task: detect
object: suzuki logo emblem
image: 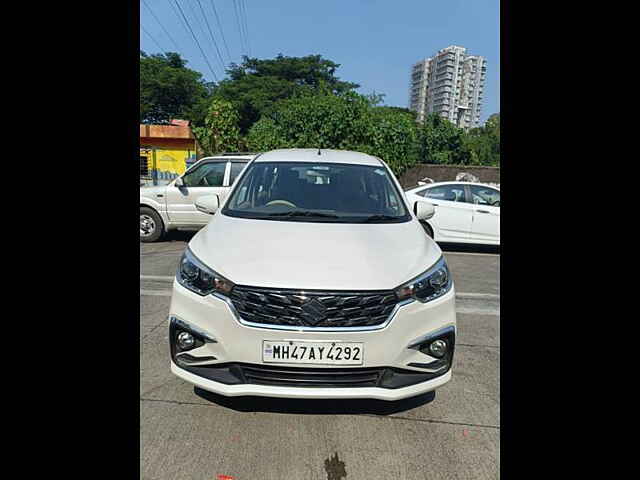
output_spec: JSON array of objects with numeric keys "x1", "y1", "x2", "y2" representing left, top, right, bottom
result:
[{"x1": 300, "y1": 298, "x2": 327, "y2": 325}]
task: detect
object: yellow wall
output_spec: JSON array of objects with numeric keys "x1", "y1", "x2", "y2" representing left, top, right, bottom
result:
[
  {"x1": 140, "y1": 144, "x2": 197, "y2": 185},
  {"x1": 154, "y1": 147, "x2": 193, "y2": 175}
]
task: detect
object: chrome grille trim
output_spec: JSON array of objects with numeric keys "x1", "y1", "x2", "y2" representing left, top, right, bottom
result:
[{"x1": 213, "y1": 291, "x2": 414, "y2": 332}]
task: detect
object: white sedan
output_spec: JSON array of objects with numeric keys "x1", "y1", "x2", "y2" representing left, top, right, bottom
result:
[{"x1": 405, "y1": 182, "x2": 500, "y2": 245}]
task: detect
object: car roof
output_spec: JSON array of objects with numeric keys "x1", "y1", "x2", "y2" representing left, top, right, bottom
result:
[
  {"x1": 198, "y1": 154, "x2": 256, "y2": 162},
  {"x1": 406, "y1": 181, "x2": 500, "y2": 192},
  {"x1": 255, "y1": 149, "x2": 384, "y2": 167}
]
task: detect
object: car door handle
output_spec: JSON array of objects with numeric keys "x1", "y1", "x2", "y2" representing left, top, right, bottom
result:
[{"x1": 476, "y1": 209, "x2": 490, "y2": 214}]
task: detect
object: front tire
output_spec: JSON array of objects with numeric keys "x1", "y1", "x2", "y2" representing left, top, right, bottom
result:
[
  {"x1": 420, "y1": 221, "x2": 434, "y2": 239},
  {"x1": 140, "y1": 207, "x2": 165, "y2": 243}
]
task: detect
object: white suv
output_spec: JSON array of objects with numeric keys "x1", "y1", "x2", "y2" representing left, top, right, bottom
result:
[
  {"x1": 169, "y1": 149, "x2": 456, "y2": 401},
  {"x1": 139, "y1": 153, "x2": 257, "y2": 242}
]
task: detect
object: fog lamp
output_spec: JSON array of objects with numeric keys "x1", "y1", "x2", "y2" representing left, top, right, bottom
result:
[
  {"x1": 429, "y1": 339, "x2": 448, "y2": 358},
  {"x1": 177, "y1": 331, "x2": 195, "y2": 350}
]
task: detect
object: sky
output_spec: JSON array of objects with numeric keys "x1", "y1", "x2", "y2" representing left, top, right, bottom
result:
[{"x1": 140, "y1": 0, "x2": 500, "y2": 123}]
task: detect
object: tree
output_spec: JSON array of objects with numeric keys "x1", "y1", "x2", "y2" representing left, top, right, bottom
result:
[
  {"x1": 246, "y1": 91, "x2": 419, "y2": 176},
  {"x1": 140, "y1": 51, "x2": 212, "y2": 124},
  {"x1": 417, "y1": 114, "x2": 469, "y2": 164},
  {"x1": 364, "y1": 91, "x2": 386, "y2": 107},
  {"x1": 191, "y1": 99, "x2": 243, "y2": 156},
  {"x1": 213, "y1": 54, "x2": 359, "y2": 133},
  {"x1": 463, "y1": 112, "x2": 500, "y2": 166},
  {"x1": 355, "y1": 106, "x2": 419, "y2": 176},
  {"x1": 374, "y1": 105, "x2": 417, "y2": 119}
]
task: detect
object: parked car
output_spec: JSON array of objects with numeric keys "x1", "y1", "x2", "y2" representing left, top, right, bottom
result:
[
  {"x1": 405, "y1": 181, "x2": 500, "y2": 245},
  {"x1": 139, "y1": 153, "x2": 257, "y2": 242},
  {"x1": 169, "y1": 148, "x2": 456, "y2": 401}
]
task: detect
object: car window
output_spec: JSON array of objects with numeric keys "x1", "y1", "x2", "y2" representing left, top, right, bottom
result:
[
  {"x1": 223, "y1": 161, "x2": 410, "y2": 223},
  {"x1": 228, "y1": 162, "x2": 247, "y2": 185},
  {"x1": 423, "y1": 185, "x2": 467, "y2": 203},
  {"x1": 470, "y1": 186, "x2": 500, "y2": 207},
  {"x1": 181, "y1": 162, "x2": 226, "y2": 187}
]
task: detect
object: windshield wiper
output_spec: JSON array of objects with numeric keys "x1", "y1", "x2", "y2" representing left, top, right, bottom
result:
[
  {"x1": 360, "y1": 214, "x2": 402, "y2": 223},
  {"x1": 266, "y1": 210, "x2": 339, "y2": 219}
]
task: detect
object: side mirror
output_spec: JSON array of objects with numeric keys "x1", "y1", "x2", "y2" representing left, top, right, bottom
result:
[
  {"x1": 195, "y1": 195, "x2": 220, "y2": 215},
  {"x1": 414, "y1": 201, "x2": 435, "y2": 220},
  {"x1": 174, "y1": 177, "x2": 184, "y2": 187}
]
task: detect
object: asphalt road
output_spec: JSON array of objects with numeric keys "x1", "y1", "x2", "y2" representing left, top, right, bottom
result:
[{"x1": 140, "y1": 232, "x2": 500, "y2": 480}]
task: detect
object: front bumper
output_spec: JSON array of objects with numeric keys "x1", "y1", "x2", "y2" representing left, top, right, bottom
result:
[{"x1": 169, "y1": 279, "x2": 456, "y2": 401}]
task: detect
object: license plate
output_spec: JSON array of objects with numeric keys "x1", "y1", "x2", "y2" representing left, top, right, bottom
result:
[{"x1": 262, "y1": 341, "x2": 364, "y2": 365}]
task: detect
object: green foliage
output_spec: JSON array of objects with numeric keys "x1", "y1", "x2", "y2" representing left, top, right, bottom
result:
[
  {"x1": 140, "y1": 51, "x2": 212, "y2": 124},
  {"x1": 213, "y1": 54, "x2": 359, "y2": 133},
  {"x1": 242, "y1": 117, "x2": 287, "y2": 151},
  {"x1": 354, "y1": 107, "x2": 419, "y2": 176},
  {"x1": 374, "y1": 105, "x2": 417, "y2": 119},
  {"x1": 247, "y1": 91, "x2": 369, "y2": 149},
  {"x1": 414, "y1": 113, "x2": 500, "y2": 167},
  {"x1": 463, "y1": 113, "x2": 500, "y2": 166},
  {"x1": 417, "y1": 114, "x2": 469, "y2": 165},
  {"x1": 139, "y1": 50, "x2": 499, "y2": 171},
  {"x1": 364, "y1": 91, "x2": 386, "y2": 107},
  {"x1": 191, "y1": 99, "x2": 243, "y2": 156},
  {"x1": 246, "y1": 92, "x2": 419, "y2": 176}
]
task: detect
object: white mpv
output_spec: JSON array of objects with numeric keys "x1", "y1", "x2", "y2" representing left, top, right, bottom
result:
[{"x1": 169, "y1": 149, "x2": 456, "y2": 401}]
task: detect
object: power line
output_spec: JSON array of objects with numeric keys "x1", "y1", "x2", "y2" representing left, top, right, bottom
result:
[
  {"x1": 196, "y1": 0, "x2": 226, "y2": 73},
  {"x1": 210, "y1": 0, "x2": 232, "y2": 64},
  {"x1": 185, "y1": 0, "x2": 210, "y2": 49},
  {"x1": 141, "y1": 25, "x2": 167, "y2": 54},
  {"x1": 172, "y1": 0, "x2": 219, "y2": 82},
  {"x1": 167, "y1": 0, "x2": 191, "y2": 39},
  {"x1": 241, "y1": 0, "x2": 250, "y2": 57},
  {"x1": 232, "y1": 0, "x2": 246, "y2": 58},
  {"x1": 142, "y1": 0, "x2": 181, "y2": 53},
  {"x1": 239, "y1": 0, "x2": 250, "y2": 57}
]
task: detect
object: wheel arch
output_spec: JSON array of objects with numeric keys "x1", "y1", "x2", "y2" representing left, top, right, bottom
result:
[{"x1": 140, "y1": 203, "x2": 167, "y2": 231}]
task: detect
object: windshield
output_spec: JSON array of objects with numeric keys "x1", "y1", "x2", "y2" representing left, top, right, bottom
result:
[{"x1": 222, "y1": 161, "x2": 411, "y2": 223}]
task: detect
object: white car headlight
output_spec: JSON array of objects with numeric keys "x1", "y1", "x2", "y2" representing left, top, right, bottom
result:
[
  {"x1": 177, "y1": 248, "x2": 235, "y2": 297},
  {"x1": 395, "y1": 256, "x2": 452, "y2": 303}
]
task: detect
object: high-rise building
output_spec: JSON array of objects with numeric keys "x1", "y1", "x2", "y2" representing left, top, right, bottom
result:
[{"x1": 409, "y1": 45, "x2": 487, "y2": 129}]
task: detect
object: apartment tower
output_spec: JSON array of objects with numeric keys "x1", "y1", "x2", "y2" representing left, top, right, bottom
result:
[{"x1": 409, "y1": 45, "x2": 486, "y2": 129}]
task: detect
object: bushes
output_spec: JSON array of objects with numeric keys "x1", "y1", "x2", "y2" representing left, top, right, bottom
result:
[
  {"x1": 354, "y1": 107, "x2": 419, "y2": 176},
  {"x1": 246, "y1": 92, "x2": 420, "y2": 176},
  {"x1": 417, "y1": 114, "x2": 468, "y2": 165},
  {"x1": 197, "y1": 93, "x2": 499, "y2": 173},
  {"x1": 247, "y1": 92, "x2": 370, "y2": 149},
  {"x1": 463, "y1": 113, "x2": 500, "y2": 166},
  {"x1": 191, "y1": 99, "x2": 243, "y2": 156}
]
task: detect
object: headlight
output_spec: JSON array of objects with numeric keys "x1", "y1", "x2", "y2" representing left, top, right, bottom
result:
[
  {"x1": 395, "y1": 256, "x2": 452, "y2": 303},
  {"x1": 177, "y1": 248, "x2": 235, "y2": 297}
]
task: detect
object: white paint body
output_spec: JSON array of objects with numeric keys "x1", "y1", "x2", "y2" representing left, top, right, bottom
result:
[
  {"x1": 139, "y1": 155, "x2": 255, "y2": 231},
  {"x1": 405, "y1": 182, "x2": 500, "y2": 245},
  {"x1": 169, "y1": 149, "x2": 457, "y2": 400}
]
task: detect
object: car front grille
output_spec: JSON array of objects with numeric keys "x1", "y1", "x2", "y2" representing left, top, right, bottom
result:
[
  {"x1": 240, "y1": 364, "x2": 383, "y2": 388},
  {"x1": 229, "y1": 286, "x2": 401, "y2": 328}
]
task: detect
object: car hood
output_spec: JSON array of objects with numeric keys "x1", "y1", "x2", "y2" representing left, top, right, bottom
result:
[{"x1": 188, "y1": 213, "x2": 443, "y2": 291}]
